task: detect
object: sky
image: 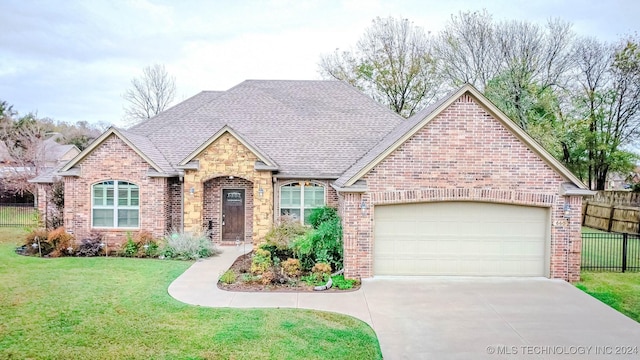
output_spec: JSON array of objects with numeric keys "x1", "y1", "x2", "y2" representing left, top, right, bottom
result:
[{"x1": 1, "y1": 0, "x2": 639, "y2": 127}]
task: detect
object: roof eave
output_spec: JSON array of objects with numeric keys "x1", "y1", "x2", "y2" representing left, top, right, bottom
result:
[
  {"x1": 60, "y1": 127, "x2": 164, "y2": 173},
  {"x1": 560, "y1": 183, "x2": 597, "y2": 196},
  {"x1": 176, "y1": 161, "x2": 199, "y2": 170},
  {"x1": 342, "y1": 84, "x2": 590, "y2": 191},
  {"x1": 179, "y1": 125, "x2": 277, "y2": 168},
  {"x1": 254, "y1": 161, "x2": 279, "y2": 171}
]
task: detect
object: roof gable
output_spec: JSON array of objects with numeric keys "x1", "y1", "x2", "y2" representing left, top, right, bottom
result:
[
  {"x1": 179, "y1": 125, "x2": 278, "y2": 168},
  {"x1": 335, "y1": 84, "x2": 588, "y2": 189},
  {"x1": 60, "y1": 127, "x2": 169, "y2": 174},
  {"x1": 126, "y1": 80, "x2": 404, "y2": 177}
]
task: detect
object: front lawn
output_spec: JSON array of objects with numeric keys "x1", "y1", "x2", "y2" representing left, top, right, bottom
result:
[
  {"x1": 0, "y1": 228, "x2": 381, "y2": 359},
  {"x1": 576, "y1": 272, "x2": 640, "y2": 323}
]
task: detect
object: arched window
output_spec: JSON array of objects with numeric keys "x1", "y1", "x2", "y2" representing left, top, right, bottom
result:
[
  {"x1": 280, "y1": 182, "x2": 325, "y2": 224},
  {"x1": 92, "y1": 181, "x2": 139, "y2": 228}
]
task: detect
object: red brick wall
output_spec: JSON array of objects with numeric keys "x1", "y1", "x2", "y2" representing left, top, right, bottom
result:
[
  {"x1": 166, "y1": 177, "x2": 182, "y2": 231},
  {"x1": 62, "y1": 134, "x2": 168, "y2": 246},
  {"x1": 341, "y1": 94, "x2": 583, "y2": 282}
]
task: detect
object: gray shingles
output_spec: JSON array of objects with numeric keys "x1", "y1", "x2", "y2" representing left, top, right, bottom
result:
[{"x1": 127, "y1": 80, "x2": 404, "y2": 177}]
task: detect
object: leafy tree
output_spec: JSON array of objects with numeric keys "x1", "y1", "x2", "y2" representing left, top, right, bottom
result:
[
  {"x1": 123, "y1": 64, "x2": 176, "y2": 124},
  {"x1": 319, "y1": 17, "x2": 441, "y2": 118},
  {"x1": 572, "y1": 36, "x2": 640, "y2": 189}
]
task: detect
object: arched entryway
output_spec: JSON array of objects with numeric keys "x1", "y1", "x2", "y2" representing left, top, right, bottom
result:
[{"x1": 203, "y1": 176, "x2": 254, "y2": 244}]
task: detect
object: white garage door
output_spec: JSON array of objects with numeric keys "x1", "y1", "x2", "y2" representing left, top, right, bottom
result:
[{"x1": 374, "y1": 202, "x2": 548, "y2": 276}]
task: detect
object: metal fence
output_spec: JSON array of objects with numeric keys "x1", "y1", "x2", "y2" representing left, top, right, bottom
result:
[
  {"x1": 0, "y1": 203, "x2": 38, "y2": 227},
  {"x1": 581, "y1": 232, "x2": 640, "y2": 272}
]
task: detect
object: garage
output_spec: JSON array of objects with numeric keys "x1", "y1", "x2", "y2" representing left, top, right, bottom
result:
[{"x1": 374, "y1": 201, "x2": 549, "y2": 276}]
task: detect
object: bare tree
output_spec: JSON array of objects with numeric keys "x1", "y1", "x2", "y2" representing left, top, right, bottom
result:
[
  {"x1": 319, "y1": 17, "x2": 441, "y2": 118},
  {"x1": 0, "y1": 113, "x2": 47, "y2": 197},
  {"x1": 433, "y1": 10, "x2": 497, "y2": 91},
  {"x1": 123, "y1": 64, "x2": 176, "y2": 124}
]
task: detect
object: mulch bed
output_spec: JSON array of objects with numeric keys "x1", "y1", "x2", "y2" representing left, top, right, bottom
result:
[{"x1": 217, "y1": 252, "x2": 360, "y2": 293}]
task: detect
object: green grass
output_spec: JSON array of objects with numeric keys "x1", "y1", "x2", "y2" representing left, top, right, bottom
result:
[
  {"x1": 581, "y1": 227, "x2": 640, "y2": 270},
  {"x1": 576, "y1": 272, "x2": 640, "y2": 323},
  {"x1": 0, "y1": 229, "x2": 381, "y2": 359}
]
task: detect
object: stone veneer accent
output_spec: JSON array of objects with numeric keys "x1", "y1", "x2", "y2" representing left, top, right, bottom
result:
[
  {"x1": 62, "y1": 134, "x2": 169, "y2": 246},
  {"x1": 183, "y1": 132, "x2": 273, "y2": 245},
  {"x1": 339, "y1": 94, "x2": 583, "y2": 282}
]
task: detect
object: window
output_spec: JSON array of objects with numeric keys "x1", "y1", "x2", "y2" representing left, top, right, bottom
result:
[
  {"x1": 92, "y1": 181, "x2": 139, "y2": 228},
  {"x1": 280, "y1": 182, "x2": 325, "y2": 224}
]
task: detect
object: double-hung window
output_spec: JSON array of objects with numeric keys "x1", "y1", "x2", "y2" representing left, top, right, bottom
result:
[
  {"x1": 280, "y1": 182, "x2": 325, "y2": 224},
  {"x1": 92, "y1": 181, "x2": 139, "y2": 228}
]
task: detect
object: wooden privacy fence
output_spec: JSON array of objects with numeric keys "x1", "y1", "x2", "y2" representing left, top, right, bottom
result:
[
  {"x1": 582, "y1": 202, "x2": 640, "y2": 234},
  {"x1": 590, "y1": 191, "x2": 640, "y2": 207}
]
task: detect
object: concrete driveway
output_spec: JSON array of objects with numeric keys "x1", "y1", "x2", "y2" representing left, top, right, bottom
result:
[{"x1": 169, "y1": 247, "x2": 640, "y2": 359}]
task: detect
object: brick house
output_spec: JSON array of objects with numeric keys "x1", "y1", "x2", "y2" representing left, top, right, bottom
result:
[{"x1": 32, "y1": 81, "x2": 592, "y2": 281}]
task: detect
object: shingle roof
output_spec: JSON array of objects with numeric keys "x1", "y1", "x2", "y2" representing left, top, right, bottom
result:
[{"x1": 127, "y1": 80, "x2": 404, "y2": 177}]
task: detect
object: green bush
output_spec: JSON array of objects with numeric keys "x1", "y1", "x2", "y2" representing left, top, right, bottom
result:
[
  {"x1": 307, "y1": 206, "x2": 338, "y2": 229},
  {"x1": 331, "y1": 275, "x2": 358, "y2": 290},
  {"x1": 161, "y1": 230, "x2": 217, "y2": 260},
  {"x1": 263, "y1": 219, "x2": 309, "y2": 259},
  {"x1": 219, "y1": 270, "x2": 237, "y2": 284},
  {"x1": 292, "y1": 207, "x2": 343, "y2": 271},
  {"x1": 123, "y1": 233, "x2": 138, "y2": 257},
  {"x1": 250, "y1": 248, "x2": 273, "y2": 275}
]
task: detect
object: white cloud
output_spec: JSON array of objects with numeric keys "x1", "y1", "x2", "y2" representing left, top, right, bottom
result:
[{"x1": 0, "y1": 0, "x2": 638, "y2": 125}]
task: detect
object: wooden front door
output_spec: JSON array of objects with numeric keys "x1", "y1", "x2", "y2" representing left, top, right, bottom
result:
[{"x1": 222, "y1": 189, "x2": 245, "y2": 242}]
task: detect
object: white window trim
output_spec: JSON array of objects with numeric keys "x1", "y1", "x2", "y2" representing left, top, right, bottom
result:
[
  {"x1": 279, "y1": 181, "x2": 326, "y2": 224},
  {"x1": 91, "y1": 180, "x2": 140, "y2": 229}
]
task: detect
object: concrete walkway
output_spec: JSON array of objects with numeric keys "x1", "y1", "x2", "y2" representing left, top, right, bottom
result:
[
  {"x1": 169, "y1": 246, "x2": 640, "y2": 359},
  {"x1": 168, "y1": 246, "x2": 374, "y2": 326}
]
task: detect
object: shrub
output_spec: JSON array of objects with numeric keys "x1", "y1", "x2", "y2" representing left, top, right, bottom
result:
[
  {"x1": 134, "y1": 230, "x2": 159, "y2": 258},
  {"x1": 331, "y1": 275, "x2": 358, "y2": 290},
  {"x1": 311, "y1": 262, "x2": 332, "y2": 281},
  {"x1": 48, "y1": 227, "x2": 75, "y2": 257},
  {"x1": 307, "y1": 206, "x2": 338, "y2": 229},
  {"x1": 76, "y1": 232, "x2": 104, "y2": 257},
  {"x1": 161, "y1": 230, "x2": 217, "y2": 260},
  {"x1": 46, "y1": 180, "x2": 65, "y2": 230},
  {"x1": 250, "y1": 248, "x2": 272, "y2": 275},
  {"x1": 263, "y1": 218, "x2": 309, "y2": 259},
  {"x1": 292, "y1": 207, "x2": 343, "y2": 271},
  {"x1": 122, "y1": 234, "x2": 138, "y2": 257},
  {"x1": 260, "y1": 270, "x2": 275, "y2": 285},
  {"x1": 281, "y1": 258, "x2": 301, "y2": 277},
  {"x1": 219, "y1": 270, "x2": 237, "y2": 284},
  {"x1": 23, "y1": 229, "x2": 52, "y2": 256}
]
